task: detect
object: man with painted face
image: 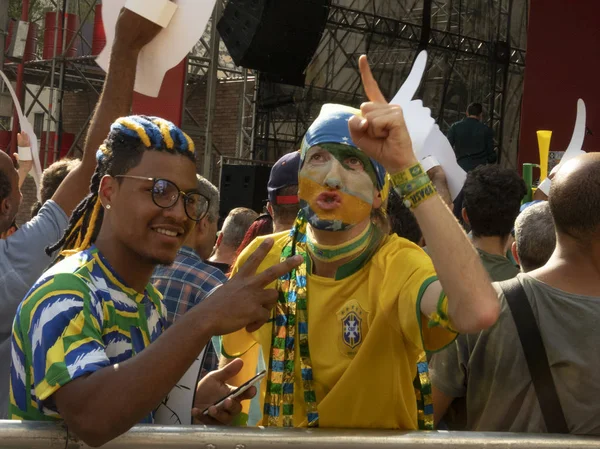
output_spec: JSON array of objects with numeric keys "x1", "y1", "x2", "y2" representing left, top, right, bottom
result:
[{"x1": 221, "y1": 57, "x2": 499, "y2": 429}]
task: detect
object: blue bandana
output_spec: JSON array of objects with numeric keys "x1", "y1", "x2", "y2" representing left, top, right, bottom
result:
[{"x1": 300, "y1": 104, "x2": 387, "y2": 191}]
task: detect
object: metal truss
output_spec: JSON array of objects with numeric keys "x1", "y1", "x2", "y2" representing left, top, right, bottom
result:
[
  {"x1": 6, "y1": 0, "x2": 529, "y2": 173},
  {"x1": 4, "y1": 0, "x2": 244, "y2": 175},
  {"x1": 253, "y1": 0, "x2": 528, "y2": 168}
]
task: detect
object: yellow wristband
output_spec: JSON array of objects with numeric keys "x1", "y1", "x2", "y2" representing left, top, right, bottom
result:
[
  {"x1": 389, "y1": 162, "x2": 426, "y2": 185},
  {"x1": 402, "y1": 182, "x2": 436, "y2": 209}
]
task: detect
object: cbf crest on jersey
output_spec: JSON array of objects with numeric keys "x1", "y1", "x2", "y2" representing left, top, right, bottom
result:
[{"x1": 336, "y1": 299, "x2": 369, "y2": 357}]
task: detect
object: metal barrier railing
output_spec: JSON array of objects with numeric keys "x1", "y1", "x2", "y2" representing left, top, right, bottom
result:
[{"x1": 2, "y1": 421, "x2": 600, "y2": 449}]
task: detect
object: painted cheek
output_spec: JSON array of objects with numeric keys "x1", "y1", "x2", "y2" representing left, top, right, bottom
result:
[
  {"x1": 338, "y1": 171, "x2": 376, "y2": 205},
  {"x1": 300, "y1": 159, "x2": 332, "y2": 185},
  {"x1": 299, "y1": 176, "x2": 325, "y2": 204}
]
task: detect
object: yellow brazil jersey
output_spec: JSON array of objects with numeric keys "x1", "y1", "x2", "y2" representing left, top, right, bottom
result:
[{"x1": 222, "y1": 231, "x2": 456, "y2": 429}]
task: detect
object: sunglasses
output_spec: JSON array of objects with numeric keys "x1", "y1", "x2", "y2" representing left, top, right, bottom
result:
[{"x1": 114, "y1": 175, "x2": 210, "y2": 222}]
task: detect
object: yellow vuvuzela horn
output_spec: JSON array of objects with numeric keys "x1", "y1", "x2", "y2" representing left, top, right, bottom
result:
[{"x1": 536, "y1": 130, "x2": 552, "y2": 182}]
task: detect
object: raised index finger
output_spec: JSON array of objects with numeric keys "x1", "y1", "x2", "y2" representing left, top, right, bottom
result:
[{"x1": 359, "y1": 55, "x2": 387, "y2": 104}]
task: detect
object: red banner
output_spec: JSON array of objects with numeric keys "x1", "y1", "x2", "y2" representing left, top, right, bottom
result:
[{"x1": 519, "y1": 0, "x2": 600, "y2": 168}]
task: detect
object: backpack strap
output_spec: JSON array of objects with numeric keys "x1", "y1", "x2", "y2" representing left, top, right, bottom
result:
[{"x1": 499, "y1": 277, "x2": 569, "y2": 433}]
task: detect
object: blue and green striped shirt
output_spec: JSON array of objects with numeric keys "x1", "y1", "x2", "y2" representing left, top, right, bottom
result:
[{"x1": 9, "y1": 246, "x2": 167, "y2": 421}]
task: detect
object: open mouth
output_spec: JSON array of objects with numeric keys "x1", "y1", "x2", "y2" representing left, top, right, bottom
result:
[
  {"x1": 315, "y1": 191, "x2": 342, "y2": 210},
  {"x1": 151, "y1": 226, "x2": 184, "y2": 240}
]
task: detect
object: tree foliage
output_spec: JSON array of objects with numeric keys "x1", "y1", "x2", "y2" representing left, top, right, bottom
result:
[{"x1": 8, "y1": 0, "x2": 51, "y2": 23}]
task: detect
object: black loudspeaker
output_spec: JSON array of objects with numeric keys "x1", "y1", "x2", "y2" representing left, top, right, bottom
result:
[
  {"x1": 219, "y1": 165, "x2": 272, "y2": 220},
  {"x1": 217, "y1": 0, "x2": 331, "y2": 86}
]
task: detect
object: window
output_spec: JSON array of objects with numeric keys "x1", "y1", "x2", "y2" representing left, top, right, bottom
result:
[{"x1": 33, "y1": 112, "x2": 44, "y2": 137}]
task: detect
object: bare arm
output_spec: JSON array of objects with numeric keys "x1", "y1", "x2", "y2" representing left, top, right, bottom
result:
[
  {"x1": 427, "y1": 165, "x2": 452, "y2": 207},
  {"x1": 53, "y1": 240, "x2": 302, "y2": 447},
  {"x1": 55, "y1": 304, "x2": 215, "y2": 446},
  {"x1": 50, "y1": 9, "x2": 161, "y2": 217},
  {"x1": 349, "y1": 55, "x2": 499, "y2": 334},
  {"x1": 16, "y1": 133, "x2": 33, "y2": 188},
  {"x1": 16, "y1": 159, "x2": 32, "y2": 189},
  {"x1": 413, "y1": 196, "x2": 498, "y2": 332},
  {"x1": 432, "y1": 385, "x2": 454, "y2": 427}
]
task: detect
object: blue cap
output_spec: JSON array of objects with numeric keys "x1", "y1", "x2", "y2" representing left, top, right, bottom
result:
[{"x1": 268, "y1": 151, "x2": 301, "y2": 205}]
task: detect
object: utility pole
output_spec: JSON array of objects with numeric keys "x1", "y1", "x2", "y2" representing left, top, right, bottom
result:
[
  {"x1": 0, "y1": 0, "x2": 9, "y2": 151},
  {"x1": 202, "y1": 0, "x2": 222, "y2": 182},
  {"x1": 0, "y1": 0, "x2": 9, "y2": 72},
  {"x1": 11, "y1": 0, "x2": 29, "y2": 155}
]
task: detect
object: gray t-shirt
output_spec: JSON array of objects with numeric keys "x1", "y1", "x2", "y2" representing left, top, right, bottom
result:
[
  {"x1": 0, "y1": 200, "x2": 68, "y2": 418},
  {"x1": 477, "y1": 248, "x2": 519, "y2": 282},
  {"x1": 430, "y1": 273, "x2": 600, "y2": 435}
]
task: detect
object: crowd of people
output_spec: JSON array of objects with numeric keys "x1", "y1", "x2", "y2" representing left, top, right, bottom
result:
[{"x1": 0, "y1": 8, "x2": 598, "y2": 447}]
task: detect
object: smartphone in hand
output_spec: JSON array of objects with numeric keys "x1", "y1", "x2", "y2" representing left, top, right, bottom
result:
[{"x1": 201, "y1": 370, "x2": 267, "y2": 415}]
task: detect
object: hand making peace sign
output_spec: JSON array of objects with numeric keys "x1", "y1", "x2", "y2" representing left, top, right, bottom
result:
[{"x1": 348, "y1": 55, "x2": 419, "y2": 174}]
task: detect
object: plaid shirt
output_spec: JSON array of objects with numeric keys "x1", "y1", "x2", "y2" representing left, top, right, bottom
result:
[{"x1": 152, "y1": 246, "x2": 228, "y2": 372}]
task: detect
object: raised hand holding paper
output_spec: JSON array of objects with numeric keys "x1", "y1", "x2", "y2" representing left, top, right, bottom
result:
[
  {"x1": 390, "y1": 51, "x2": 466, "y2": 200},
  {"x1": 125, "y1": 0, "x2": 178, "y2": 28},
  {"x1": 98, "y1": 0, "x2": 217, "y2": 97},
  {"x1": 537, "y1": 99, "x2": 586, "y2": 195},
  {"x1": 0, "y1": 70, "x2": 42, "y2": 201}
]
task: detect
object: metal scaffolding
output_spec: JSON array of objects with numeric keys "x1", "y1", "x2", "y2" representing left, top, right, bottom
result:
[
  {"x1": 3, "y1": 0, "x2": 528, "y2": 172},
  {"x1": 2, "y1": 0, "x2": 244, "y2": 173},
  {"x1": 252, "y1": 0, "x2": 528, "y2": 168}
]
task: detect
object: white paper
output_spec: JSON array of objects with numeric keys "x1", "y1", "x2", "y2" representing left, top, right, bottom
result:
[
  {"x1": 0, "y1": 70, "x2": 42, "y2": 201},
  {"x1": 536, "y1": 99, "x2": 587, "y2": 195},
  {"x1": 537, "y1": 177, "x2": 551, "y2": 196},
  {"x1": 125, "y1": 0, "x2": 178, "y2": 28},
  {"x1": 154, "y1": 346, "x2": 207, "y2": 425},
  {"x1": 391, "y1": 51, "x2": 428, "y2": 107},
  {"x1": 389, "y1": 50, "x2": 466, "y2": 200},
  {"x1": 560, "y1": 99, "x2": 587, "y2": 165},
  {"x1": 17, "y1": 146, "x2": 32, "y2": 161},
  {"x1": 421, "y1": 156, "x2": 440, "y2": 172},
  {"x1": 420, "y1": 125, "x2": 467, "y2": 200},
  {"x1": 98, "y1": 0, "x2": 217, "y2": 97}
]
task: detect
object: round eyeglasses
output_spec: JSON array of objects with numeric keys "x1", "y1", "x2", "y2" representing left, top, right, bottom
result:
[{"x1": 114, "y1": 175, "x2": 210, "y2": 222}]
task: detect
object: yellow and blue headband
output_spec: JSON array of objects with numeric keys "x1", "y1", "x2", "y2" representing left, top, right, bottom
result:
[{"x1": 96, "y1": 115, "x2": 195, "y2": 161}]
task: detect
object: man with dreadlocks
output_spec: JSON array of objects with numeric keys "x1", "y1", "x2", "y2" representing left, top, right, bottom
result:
[
  {"x1": 221, "y1": 56, "x2": 500, "y2": 429},
  {"x1": 0, "y1": 7, "x2": 165, "y2": 421},
  {"x1": 7, "y1": 12, "x2": 303, "y2": 449}
]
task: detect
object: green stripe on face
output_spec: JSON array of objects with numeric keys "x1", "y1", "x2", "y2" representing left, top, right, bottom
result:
[{"x1": 318, "y1": 143, "x2": 378, "y2": 187}]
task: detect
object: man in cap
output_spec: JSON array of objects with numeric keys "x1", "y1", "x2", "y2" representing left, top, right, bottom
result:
[{"x1": 266, "y1": 151, "x2": 301, "y2": 233}]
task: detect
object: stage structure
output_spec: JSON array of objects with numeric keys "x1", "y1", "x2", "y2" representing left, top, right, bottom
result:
[
  {"x1": 247, "y1": 0, "x2": 528, "y2": 169},
  {"x1": 2, "y1": 0, "x2": 528, "y2": 181},
  {"x1": 2, "y1": 0, "x2": 244, "y2": 180}
]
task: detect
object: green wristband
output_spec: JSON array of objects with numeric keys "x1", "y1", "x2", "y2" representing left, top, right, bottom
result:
[{"x1": 393, "y1": 174, "x2": 432, "y2": 197}]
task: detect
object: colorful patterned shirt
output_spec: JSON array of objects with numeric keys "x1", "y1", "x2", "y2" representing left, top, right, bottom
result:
[
  {"x1": 152, "y1": 246, "x2": 228, "y2": 373},
  {"x1": 9, "y1": 246, "x2": 167, "y2": 421}
]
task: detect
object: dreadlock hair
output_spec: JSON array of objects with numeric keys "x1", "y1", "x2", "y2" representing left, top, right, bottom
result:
[{"x1": 46, "y1": 115, "x2": 196, "y2": 260}]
